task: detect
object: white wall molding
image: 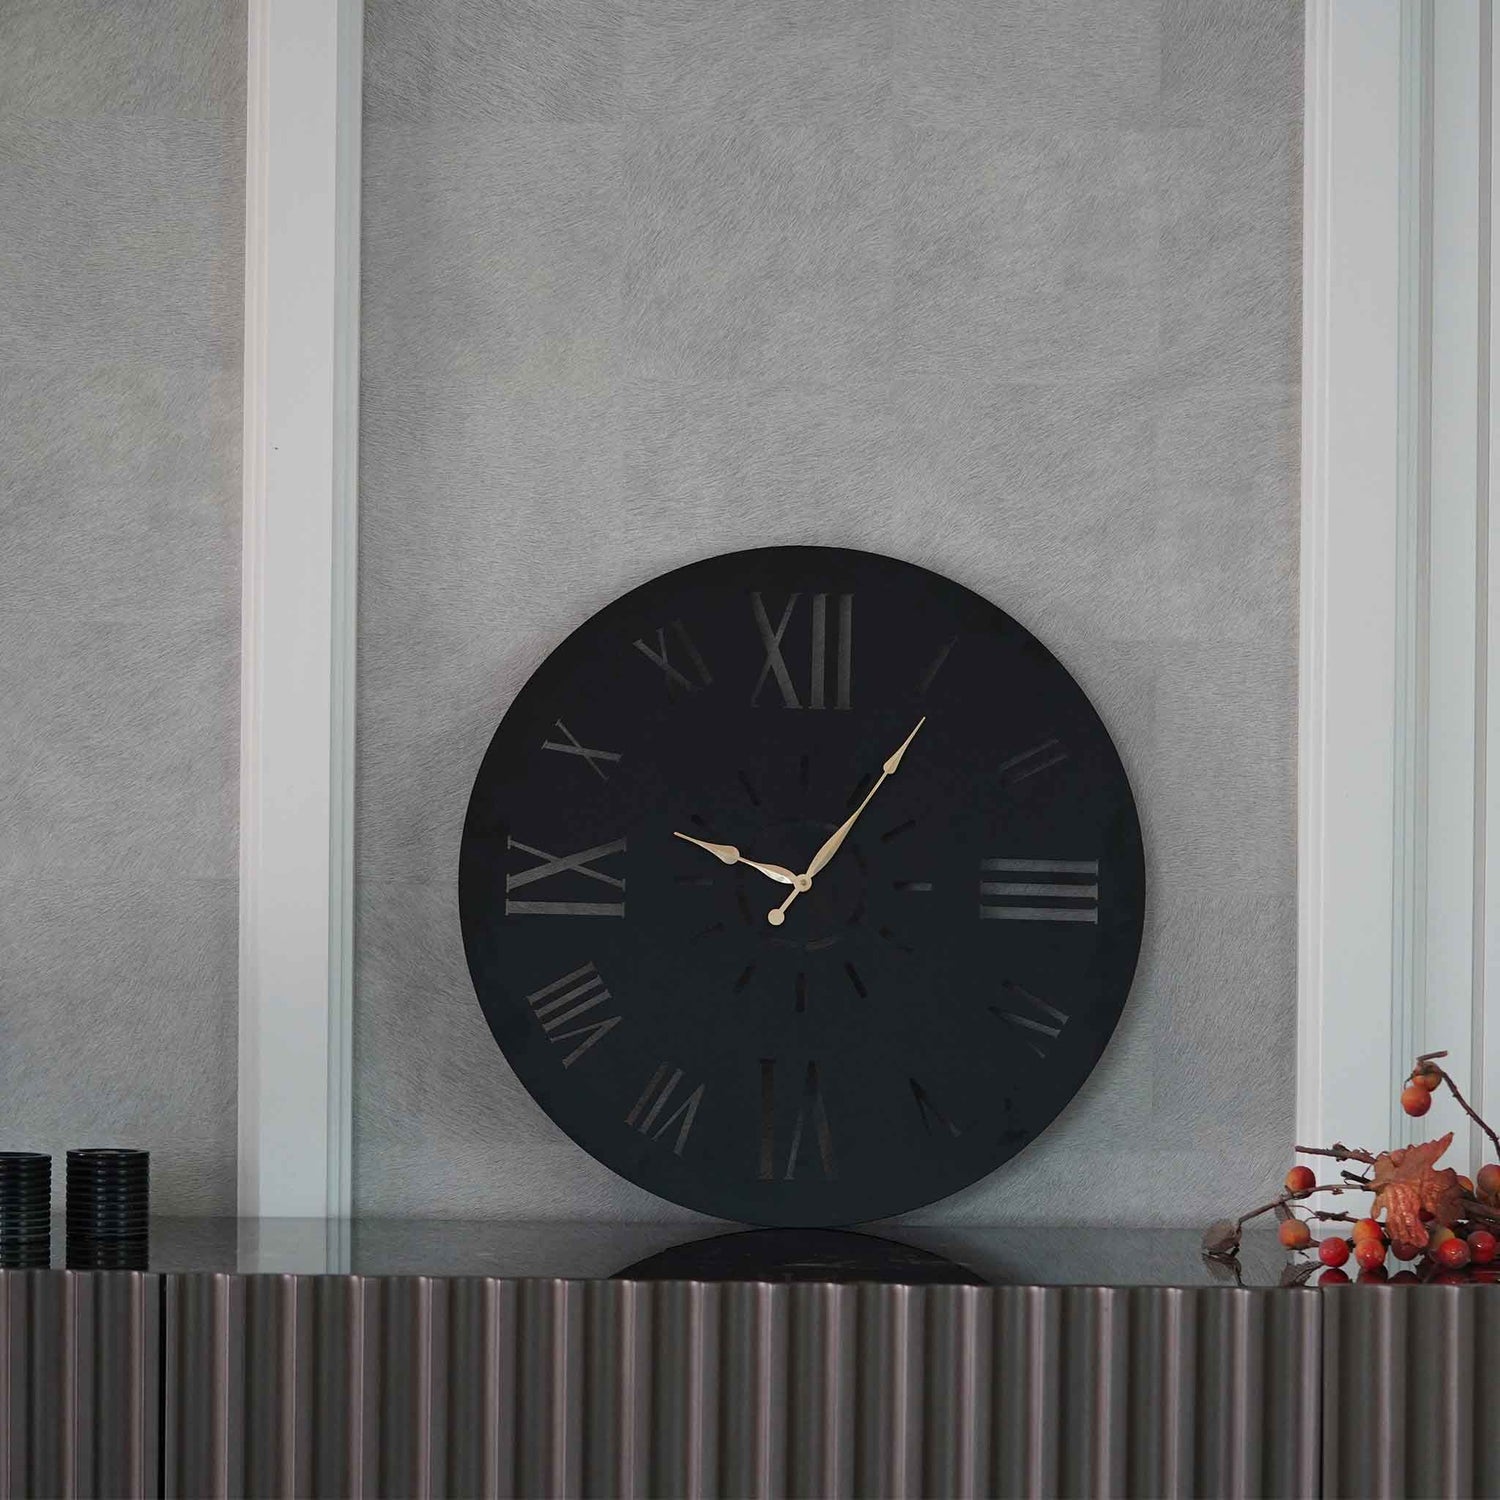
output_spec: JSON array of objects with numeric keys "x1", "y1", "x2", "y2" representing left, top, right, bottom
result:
[
  {"x1": 239, "y1": 0, "x2": 362, "y2": 1217},
  {"x1": 1298, "y1": 0, "x2": 1404, "y2": 1155},
  {"x1": 1303, "y1": 0, "x2": 1500, "y2": 1163}
]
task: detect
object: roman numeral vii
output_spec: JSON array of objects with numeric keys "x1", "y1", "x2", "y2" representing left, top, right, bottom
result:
[{"x1": 627, "y1": 1062, "x2": 705, "y2": 1156}]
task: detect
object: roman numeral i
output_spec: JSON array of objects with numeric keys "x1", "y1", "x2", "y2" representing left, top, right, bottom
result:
[
  {"x1": 505, "y1": 836, "x2": 627, "y2": 916},
  {"x1": 979, "y1": 858, "x2": 1099, "y2": 924},
  {"x1": 525, "y1": 960, "x2": 621, "y2": 1066},
  {"x1": 751, "y1": 592, "x2": 853, "y2": 709}
]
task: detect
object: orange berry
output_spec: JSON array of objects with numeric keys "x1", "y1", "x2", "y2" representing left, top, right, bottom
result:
[
  {"x1": 1319, "y1": 1267, "x2": 1351, "y2": 1285},
  {"x1": 1458, "y1": 1175, "x2": 1475, "y2": 1197},
  {"x1": 1284, "y1": 1164, "x2": 1316, "y2": 1194},
  {"x1": 1401, "y1": 1084, "x2": 1432, "y2": 1117},
  {"x1": 1477, "y1": 1163, "x2": 1500, "y2": 1199},
  {"x1": 1318, "y1": 1237, "x2": 1351, "y2": 1267},
  {"x1": 1390, "y1": 1239, "x2": 1420, "y2": 1261},
  {"x1": 1351, "y1": 1217, "x2": 1383, "y2": 1244},
  {"x1": 1429, "y1": 1224, "x2": 1456, "y2": 1248},
  {"x1": 1411, "y1": 1065, "x2": 1442, "y2": 1091},
  {"x1": 1357, "y1": 1265, "x2": 1389, "y2": 1283},
  {"x1": 1279, "y1": 1219, "x2": 1312, "y2": 1250},
  {"x1": 1468, "y1": 1229, "x2": 1497, "y2": 1264},
  {"x1": 1436, "y1": 1237, "x2": 1471, "y2": 1269},
  {"x1": 1390, "y1": 1269, "x2": 1420, "y2": 1284},
  {"x1": 1354, "y1": 1238, "x2": 1387, "y2": 1272}
]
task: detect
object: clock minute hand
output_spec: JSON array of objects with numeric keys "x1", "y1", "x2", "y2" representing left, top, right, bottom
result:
[
  {"x1": 672, "y1": 832, "x2": 802, "y2": 888},
  {"x1": 767, "y1": 718, "x2": 926, "y2": 926}
]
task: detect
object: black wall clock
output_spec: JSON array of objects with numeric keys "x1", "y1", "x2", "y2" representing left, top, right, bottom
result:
[{"x1": 459, "y1": 546, "x2": 1145, "y2": 1226}]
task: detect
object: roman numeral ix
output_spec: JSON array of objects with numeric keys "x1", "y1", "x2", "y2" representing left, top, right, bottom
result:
[
  {"x1": 979, "y1": 858, "x2": 1099, "y2": 923},
  {"x1": 989, "y1": 980, "x2": 1070, "y2": 1059},
  {"x1": 541, "y1": 720, "x2": 621, "y2": 781},
  {"x1": 751, "y1": 592, "x2": 853, "y2": 709},
  {"x1": 505, "y1": 836, "x2": 627, "y2": 916},
  {"x1": 627, "y1": 1062, "x2": 705, "y2": 1156},
  {"x1": 633, "y1": 620, "x2": 713, "y2": 698},
  {"x1": 525, "y1": 961, "x2": 621, "y2": 1066},
  {"x1": 759, "y1": 1059, "x2": 836, "y2": 1180}
]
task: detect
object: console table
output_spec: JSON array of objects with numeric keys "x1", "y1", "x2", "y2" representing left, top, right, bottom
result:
[{"x1": 0, "y1": 1222, "x2": 1494, "y2": 1498}]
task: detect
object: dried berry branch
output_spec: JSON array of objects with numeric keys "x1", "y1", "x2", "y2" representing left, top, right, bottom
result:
[
  {"x1": 1294, "y1": 1142, "x2": 1379, "y2": 1167},
  {"x1": 1418, "y1": 1049, "x2": 1500, "y2": 1161}
]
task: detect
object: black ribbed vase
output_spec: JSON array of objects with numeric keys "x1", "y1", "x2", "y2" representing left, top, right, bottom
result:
[
  {"x1": 0, "y1": 1152, "x2": 52, "y2": 1266},
  {"x1": 65, "y1": 1149, "x2": 148, "y2": 1250}
]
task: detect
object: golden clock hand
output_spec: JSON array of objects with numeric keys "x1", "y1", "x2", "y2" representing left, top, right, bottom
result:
[
  {"x1": 767, "y1": 718, "x2": 926, "y2": 926},
  {"x1": 672, "y1": 832, "x2": 803, "y2": 888}
]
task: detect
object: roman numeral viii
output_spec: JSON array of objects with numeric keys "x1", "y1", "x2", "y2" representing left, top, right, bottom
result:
[
  {"x1": 989, "y1": 980, "x2": 1069, "y2": 1059},
  {"x1": 627, "y1": 1062, "x2": 705, "y2": 1156},
  {"x1": 505, "y1": 836, "x2": 627, "y2": 916},
  {"x1": 525, "y1": 961, "x2": 621, "y2": 1066},
  {"x1": 759, "y1": 1060, "x2": 836, "y2": 1179},
  {"x1": 751, "y1": 592, "x2": 852, "y2": 709},
  {"x1": 979, "y1": 858, "x2": 1098, "y2": 924},
  {"x1": 633, "y1": 620, "x2": 713, "y2": 698}
]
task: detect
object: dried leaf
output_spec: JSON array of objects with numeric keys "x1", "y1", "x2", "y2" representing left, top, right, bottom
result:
[
  {"x1": 1369, "y1": 1133, "x2": 1463, "y2": 1249},
  {"x1": 1280, "y1": 1260, "x2": 1318, "y2": 1288},
  {"x1": 1202, "y1": 1218, "x2": 1241, "y2": 1258}
]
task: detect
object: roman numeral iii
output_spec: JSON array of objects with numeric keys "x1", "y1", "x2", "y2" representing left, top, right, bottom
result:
[
  {"x1": 525, "y1": 961, "x2": 621, "y2": 1066},
  {"x1": 989, "y1": 980, "x2": 1070, "y2": 1059},
  {"x1": 750, "y1": 592, "x2": 852, "y2": 709},
  {"x1": 758, "y1": 1059, "x2": 836, "y2": 1179},
  {"x1": 627, "y1": 1062, "x2": 705, "y2": 1156},
  {"x1": 505, "y1": 836, "x2": 627, "y2": 916},
  {"x1": 633, "y1": 621, "x2": 713, "y2": 697},
  {"x1": 979, "y1": 858, "x2": 1099, "y2": 923}
]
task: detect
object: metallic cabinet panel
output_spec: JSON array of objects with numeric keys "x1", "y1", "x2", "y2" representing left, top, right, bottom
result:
[
  {"x1": 0, "y1": 1271, "x2": 158, "y2": 1500},
  {"x1": 1323, "y1": 1286, "x2": 1500, "y2": 1499},
  {"x1": 150, "y1": 1278, "x2": 1322, "y2": 1499}
]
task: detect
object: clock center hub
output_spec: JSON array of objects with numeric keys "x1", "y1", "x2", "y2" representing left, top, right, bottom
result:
[{"x1": 742, "y1": 816, "x2": 868, "y2": 952}]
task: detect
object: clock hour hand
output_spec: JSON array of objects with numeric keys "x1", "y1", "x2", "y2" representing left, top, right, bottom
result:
[
  {"x1": 672, "y1": 832, "x2": 802, "y2": 888},
  {"x1": 767, "y1": 718, "x2": 926, "y2": 926}
]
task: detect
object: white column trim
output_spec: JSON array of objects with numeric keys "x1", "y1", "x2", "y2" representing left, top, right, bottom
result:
[
  {"x1": 239, "y1": 0, "x2": 362, "y2": 1218},
  {"x1": 1298, "y1": 0, "x2": 1405, "y2": 1155}
]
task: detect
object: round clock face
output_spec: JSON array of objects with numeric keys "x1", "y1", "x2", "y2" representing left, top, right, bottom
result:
[{"x1": 459, "y1": 547, "x2": 1145, "y2": 1226}]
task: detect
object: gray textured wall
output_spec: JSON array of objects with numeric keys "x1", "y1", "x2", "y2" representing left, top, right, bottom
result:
[
  {"x1": 0, "y1": 2, "x2": 245, "y2": 1213},
  {"x1": 357, "y1": 0, "x2": 1302, "y2": 1225}
]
